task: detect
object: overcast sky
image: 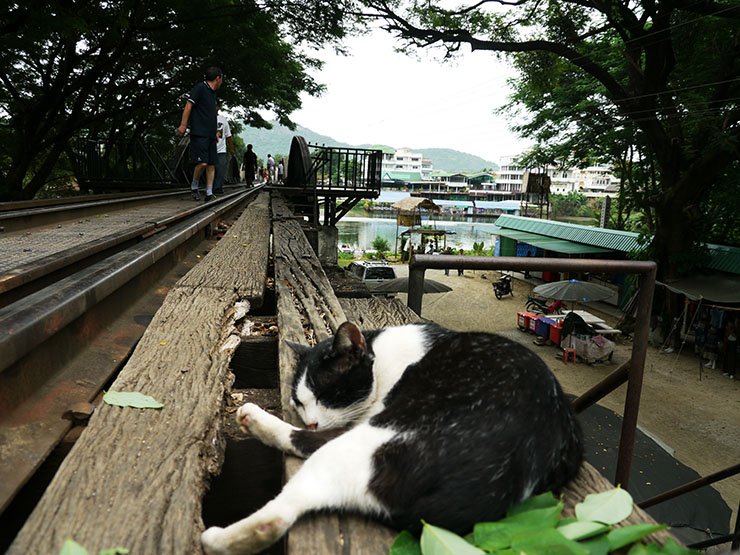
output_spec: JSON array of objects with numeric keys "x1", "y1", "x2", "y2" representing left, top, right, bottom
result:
[{"x1": 290, "y1": 28, "x2": 532, "y2": 165}]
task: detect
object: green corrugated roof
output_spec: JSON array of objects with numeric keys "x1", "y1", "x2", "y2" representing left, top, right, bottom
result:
[
  {"x1": 495, "y1": 215, "x2": 740, "y2": 274},
  {"x1": 494, "y1": 215, "x2": 641, "y2": 252},
  {"x1": 382, "y1": 171, "x2": 423, "y2": 182},
  {"x1": 705, "y1": 243, "x2": 740, "y2": 274},
  {"x1": 495, "y1": 228, "x2": 610, "y2": 254}
]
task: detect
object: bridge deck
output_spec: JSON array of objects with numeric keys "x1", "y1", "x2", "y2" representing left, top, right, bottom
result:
[{"x1": 7, "y1": 190, "x2": 674, "y2": 553}]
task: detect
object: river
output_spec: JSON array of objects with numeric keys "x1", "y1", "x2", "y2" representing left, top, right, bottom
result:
[{"x1": 337, "y1": 210, "x2": 501, "y2": 252}]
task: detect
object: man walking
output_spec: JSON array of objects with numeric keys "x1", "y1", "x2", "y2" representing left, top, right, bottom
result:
[
  {"x1": 177, "y1": 67, "x2": 223, "y2": 202},
  {"x1": 266, "y1": 154, "x2": 275, "y2": 184},
  {"x1": 214, "y1": 103, "x2": 234, "y2": 194},
  {"x1": 242, "y1": 144, "x2": 258, "y2": 187}
]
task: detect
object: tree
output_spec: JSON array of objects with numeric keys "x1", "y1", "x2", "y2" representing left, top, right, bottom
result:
[
  {"x1": 372, "y1": 235, "x2": 390, "y2": 258},
  {"x1": 360, "y1": 0, "x2": 740, "y2": 279},
  {"x1": 0, "y1": 0, "x2": 357, "y2": 201}
]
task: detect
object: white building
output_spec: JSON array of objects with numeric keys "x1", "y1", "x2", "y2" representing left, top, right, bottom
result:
[
  {"x1": 376, "y1": 146, "x2": 424, "y2": 175},
  {"x1": 498, "y1": 155, "x2": 620, "y2": 198}
]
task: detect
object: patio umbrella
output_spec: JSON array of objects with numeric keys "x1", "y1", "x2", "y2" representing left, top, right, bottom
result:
[
  {"x1": 370, "y1": 277, "x2": 452, "y2": 294},
  {"x1": 533, "y1": 279, "x2": 613, "y2": 303}
]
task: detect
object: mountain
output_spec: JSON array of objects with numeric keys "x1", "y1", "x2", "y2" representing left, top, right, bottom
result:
[
  {"x1": 238, "y1": 122, "x2": 499, "y2": 172},
  {"x1": 239, "y1": 123, "x2": 351, "y2": 159},
  {"x1": 416, "y1": 148, "x2": 499, "y2": 173}
]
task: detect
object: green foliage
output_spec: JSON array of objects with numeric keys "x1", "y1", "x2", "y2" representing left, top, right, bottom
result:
[
  {"x1": 0, "y1": 0, "x2": 358, "y2": 200},
  {"x1": 388, "y1": 490, "x2": 693, "y2": 555},
  {"x1": 359, "y1": 0, "x2": 740, "y2": 278},
  {"x1": 472, "y1": 242, "x2": 485, "y2": 255},
  {"x1": 551, "y1": 192, "x2": 591, "y2": 218},
  {"x1": 372, "y1": 236, "x2": 391, "y2": 255}
]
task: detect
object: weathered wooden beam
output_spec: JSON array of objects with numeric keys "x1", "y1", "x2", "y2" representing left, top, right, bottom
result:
[
  {"x1": 8, "y1": 193, "x2": 271, "y2": 554},
  {"x1": 272, "y1": 194, "x2": 399, "y2": 553}
]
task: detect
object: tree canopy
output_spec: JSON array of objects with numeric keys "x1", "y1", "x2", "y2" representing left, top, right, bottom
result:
[
  {"x1": 0, "y1": 0, "x2": 357, "y2": 201},
  {"x1": 361, "y1": 0, "x2": 740, "y2": 278}
]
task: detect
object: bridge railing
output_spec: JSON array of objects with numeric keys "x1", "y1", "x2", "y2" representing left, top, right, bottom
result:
[{"x1": 74, "y1": 137, "x2": 179, "y2": 190}]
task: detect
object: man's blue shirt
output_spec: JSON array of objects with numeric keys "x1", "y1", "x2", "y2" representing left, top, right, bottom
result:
[{"x1": 187, "y1": 81, "x2": 217, "y2": 137}]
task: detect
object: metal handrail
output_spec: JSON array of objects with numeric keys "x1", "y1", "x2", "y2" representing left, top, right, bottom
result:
[{"x1": 408, "y1": 255, "x2": 657, "y2": 490}]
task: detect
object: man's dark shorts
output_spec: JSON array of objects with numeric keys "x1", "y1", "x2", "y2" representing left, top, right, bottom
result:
[{"x1": 190, "y1": 136, "x2": 217, "y2": 165}]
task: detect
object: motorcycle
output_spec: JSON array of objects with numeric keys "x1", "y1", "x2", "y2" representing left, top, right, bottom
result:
[
  {"x1": 492, "y1": 274, "x2": 514, "y2": 300},
  {"x1": 525, "y1": 295, "x2": 564, "y2": 315}
]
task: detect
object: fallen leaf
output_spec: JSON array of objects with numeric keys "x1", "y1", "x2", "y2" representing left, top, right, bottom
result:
[
  {"x1": 59, "y1": 538, "x2": 88, "y2": 555},
  {"x1": 103, "y1": 391, "x2": 164, "y2": 409}
]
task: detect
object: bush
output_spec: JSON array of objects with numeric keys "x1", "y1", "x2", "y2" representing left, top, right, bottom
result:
[{"x1": 372, "y1": 236, "x2": 390, "y2": 257}]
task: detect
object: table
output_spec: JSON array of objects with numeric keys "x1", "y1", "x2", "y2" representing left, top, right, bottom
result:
[{"x1": 548, "y1": 310, "x2": 605, "y2": 325}]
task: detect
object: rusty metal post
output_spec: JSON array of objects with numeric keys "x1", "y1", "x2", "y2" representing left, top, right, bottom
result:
[
  {"x1": 408, "y1": 254, "x2": 658, "y2": 492},
  {"x1": 571, "y1": 361, "x2": 630, "y2": 414},
  {"x1": 408, "y1": 259, "x2": 426, "y2": 316},
  {"x1": 614, "y1": 263, "x2": 657, "y2": 488},
  {"x1": 638, "y1": 462, "x2": 740, "y2": 509}
]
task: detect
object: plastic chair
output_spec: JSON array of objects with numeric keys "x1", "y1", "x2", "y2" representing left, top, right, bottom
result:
[{"x1": 562, "y1": 347, "x2": 577, "y2": 364}]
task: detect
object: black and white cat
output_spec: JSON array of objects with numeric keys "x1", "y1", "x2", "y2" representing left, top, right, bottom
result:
[{"x1": 201, "y1": 321, "x2": 583, "y2": 555}]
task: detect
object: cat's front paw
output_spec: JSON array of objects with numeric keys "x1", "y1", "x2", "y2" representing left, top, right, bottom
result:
[
  {"x1": 201, "y1": 518, "x2": 289, "y2": 555},
  {"x1": 236, "y1": 403, "x2": 268, "y2": 435},
  {"x1": 236, "y1": 403, "x2": 294, "y2": 452},
  {"x1": 201, "y1": 526, "x2": 229, "y2": 555}
]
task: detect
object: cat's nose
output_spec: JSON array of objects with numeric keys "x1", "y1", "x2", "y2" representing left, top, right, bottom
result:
[{"x1": 307, "y1": 423, "x2": 318, "y2": 431}]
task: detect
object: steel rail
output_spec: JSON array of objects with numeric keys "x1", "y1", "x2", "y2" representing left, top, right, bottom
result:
[
  {"x1": 408, "y1": 255, "x2": 657, "y2": 490},
  {"x1": 0, "y1": 190, "x2": 192, "y2": 233},
  {"x1": 0, "y1": 190, "x2": 248, "y2": 295},
  {"x1": 0, "y1": 190, "x2": 253, "y2": 375},
  {"x1": 0, "y1": 189, "x2": 186, "y2": 214}
]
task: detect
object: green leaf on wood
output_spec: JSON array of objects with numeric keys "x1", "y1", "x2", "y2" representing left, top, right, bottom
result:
[
  {"x1": 579, "y1": 534, "x2": 611, "y2": 555},
  {"x1": 507, "y1": 492, "x2": 560, "y2": 517},
  {"x1": 99, "y1": 548, "x2": 131, "y2": 555},
  {"x1": 575, "y1": 488, "x2": 633, "y2": 524},
  {"x1": 510, "y1": 528, "x2": 589, "y2": 554},
  {"x1": 502, "y1": 502, "x2": 564, "y2": 530},
  {"x1": 103, "y1": 391, "x2": 164, "y2": 409},
  {"x1": 420, "y1": 521, "x2": 485, "y2": 555},
  {"x1": 557, "y1": 520, "x2": 611, "y2": 541},
  {"x1": 60, "y1": 539, "x2": 89, "y2": 555},
  {"x1": 390, "y1": 531, "x2": 421, "y2": 555},
  {"x1": 658, "y1": 537, "x2": 699, "y2": 554},
  {"x1": 607, "y1": 524, "x2": 668, "y2": 551},
  {"x1": 474, "y1": 522, "x2": 515, "y2": 550}
]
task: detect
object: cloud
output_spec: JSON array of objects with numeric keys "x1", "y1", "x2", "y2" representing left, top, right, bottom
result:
[{"x1": 292, "y1": 28, "x2": 532, "y2": 164}]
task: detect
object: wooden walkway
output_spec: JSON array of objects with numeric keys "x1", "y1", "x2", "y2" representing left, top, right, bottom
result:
[{"x1": 8, "y1": 190, "x2": 673, "y2": 553}]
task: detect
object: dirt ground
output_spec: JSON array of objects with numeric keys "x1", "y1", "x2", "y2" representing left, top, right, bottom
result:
[{"x1": 391, "y1": 264, "x2": 740, "y2": 533}]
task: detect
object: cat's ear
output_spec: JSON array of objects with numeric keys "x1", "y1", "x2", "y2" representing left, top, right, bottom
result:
[
  {"x1": 332, "y1": 322, "x2": 366, "y2": 355},
  {"x1": 284, "y1": 340, "x2": 311, "y2": 357}
]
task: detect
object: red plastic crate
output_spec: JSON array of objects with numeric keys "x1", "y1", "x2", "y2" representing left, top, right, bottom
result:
[
  {"x1": 549, "y1": 320, "x2": 563, "y2": 345},
  {"x1": 518, "y1": 312, "x2": 537, "y2": 330},
  {"x1": 528, "y1": 314, "x2": 539, "y2": 333}
]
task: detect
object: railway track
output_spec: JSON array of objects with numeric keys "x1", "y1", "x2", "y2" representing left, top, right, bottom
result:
[{"x1": 0, "y1": 186, "x2": 261, "y2": 544}]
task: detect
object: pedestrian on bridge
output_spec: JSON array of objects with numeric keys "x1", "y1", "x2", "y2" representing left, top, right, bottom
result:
[
  {"x1": 242, "y1": 144, "x2": 258, "y2": 187},
  {"x1": 214, "y1": 103, "x2": 234, "y2": 194},
  {"x1": 177, "y1": 66, "x2": 223, "y2": 202}
]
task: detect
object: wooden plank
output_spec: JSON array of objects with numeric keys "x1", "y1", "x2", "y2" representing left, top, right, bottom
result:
[
  {"x1": 339, "y1": 297, "x2": 424, "y2": 329},
  {"x1": 8, "y1": 197, "x2": 272, "y2": 554},
  {"x1": 179, "y1": 192, "x2": 271, "y2": 309},
  {"x1": 271, "y1": 194, "x2": 400, "y2": 554}
]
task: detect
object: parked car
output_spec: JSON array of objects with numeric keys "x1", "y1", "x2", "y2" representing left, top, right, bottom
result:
[{"x1": 346, "y1": 260, "x2": 396, "y2": 287}]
